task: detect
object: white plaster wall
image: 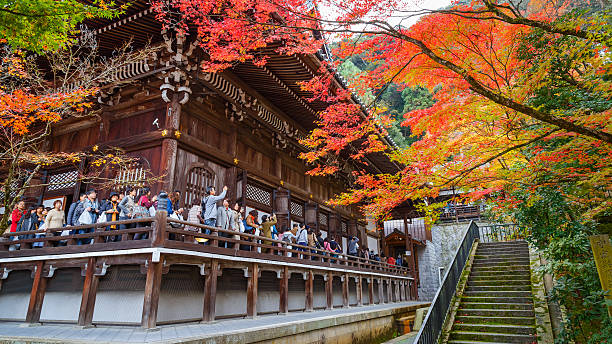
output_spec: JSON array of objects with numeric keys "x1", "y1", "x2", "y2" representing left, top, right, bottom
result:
[
  {"x1": 158, "y1": 290, "x2": 204, "y2": 322},
  {"x1": 313, "y1": 276, "x2": 326, "y2": 309},
  {"x1": 349, "y1": 279, "x2": 357, "y2": 305},
  {"x1": 40, "y1": 292, "x2": 81, "y2": 322},
  {"x1": 93, "y1": 291, "x2": 144, "y2": 323},
  {"x1": 0, "y1": 293, "x2": 29, "y2": 320},
  {"x1": 332, "y1": 278, "x2": 343, "y2": 307}
]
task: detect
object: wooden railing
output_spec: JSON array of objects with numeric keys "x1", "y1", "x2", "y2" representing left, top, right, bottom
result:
[
  {"x1": 439, "y1": 204, "x2": 484, "y2": 222},
  {"x1": 0, "y1": 212, "x2": 409, "y2": 277}
]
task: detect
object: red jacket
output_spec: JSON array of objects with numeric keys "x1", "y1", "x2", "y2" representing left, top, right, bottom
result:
[
  {"x1": 10, "y1": 208, "x2": 24, "y2": 233},
  {"x1": 387, "y1": 257, "x2": 396, "y2": 266}
]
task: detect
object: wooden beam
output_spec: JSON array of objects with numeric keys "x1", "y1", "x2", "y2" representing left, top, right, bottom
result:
[
  {"x1": 279, "y1": 266, "x2": 289, "y2": 314},
  {"x1": 305, "y1": 270, "x2": 313, "y2": 312},
  {"x1": 26, "y1": 261, "x2": 47, "y2": 324},
  {"x1": 202, "y1": 259, "x2": 219, "y2": 322},
  {"x1": 356, "y1": 276, "x2": 363, "y2": 306},
  {"x1": 151, "y1": 210, "x2": 167, "y2": 247},
  {"x1": 78, "y1": 257, "x2": 99, "y2": 326},
  {"x1": 247, "y1": 263, "x2": 259, "y2": 318},
  {"x1": 368, "y1": 278, "x2": 374, "y2": 305},
  {"x1": 342, "y1": 274, "x2": 349, "y2": 308},
  {"x1": 141, "y1": 255, "x2": 163, "y2": 329},
  {"x1": 325, "y1": 272, "x2": 333, "y2": 310}
]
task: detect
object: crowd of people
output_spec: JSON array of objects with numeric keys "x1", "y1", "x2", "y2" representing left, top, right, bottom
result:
[{"x1": 5, "y1": 185, "x2": 408, "y2": 268}]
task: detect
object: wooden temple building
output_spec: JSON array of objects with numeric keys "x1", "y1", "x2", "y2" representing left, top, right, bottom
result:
[{"x1": 0, "y1": 1, "x2": 418, "y2": 329}]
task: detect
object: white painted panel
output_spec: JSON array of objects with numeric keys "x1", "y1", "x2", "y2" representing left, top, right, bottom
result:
[
  {"x1": 368, "y1": 235, "x2": 379, "y2": 254},
  {"x1": 0, "y1": 293, "x2": 29, "y2": 320},
  {"x1": 93, "y1": 291, "x2": 144, "y2": 323},
  {"x1": 342, "y1": 237, "x2": 348, "y2": 255},
  {"x1": 40, "y1": 292, "x2": 81, "y2": 322}
]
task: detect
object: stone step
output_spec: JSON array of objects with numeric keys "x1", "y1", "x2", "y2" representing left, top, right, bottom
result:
[
  {"x1": 464, "y1": 290, "x2": 532, "y2": 298},
  {"x1": 473, "y1": 257, "x2": 530, "y2": 263},
  {"x1": 466, "y1": 281, "x2": 531, "y2": 291},
  {"x1": 468, "y1": 279, "x2": 531, "y2": 286},
  {"x1": 479, "y1": 241, "x2": 528, "y2": 247},
  {"x1": 472, "y1": 261, "x2": 531, "y2": 268},
  {"x1": 474, "y1": 254, "x2": 529, "y2": 260},
  {"x1": 461, "y1": 296, "x2": 533, "y2": 304},
  {"x1": 460, "y1": 302, "x2": 533, "y2": 310},
  {"x1": 453, "y1": 323, "x2": 536, "y2": 335},
  {"x1": 456, "y1": 308, "x2": 535, "y2": 317},
  {"x1": 471, "y1": 265, "x2": 531, "y2": 272},
  {"x1": 470, "y1": 271, "x2": 531, "y2": 278},
  {"x1": 455, "y1": 315, "x2": 535, "y2": 326},
  {"x1": 448, "y1": 341, "x2": 516, "y2": 344},
  {"x1": 450, "y1": 331, "x2": 536, "y2": 343}
]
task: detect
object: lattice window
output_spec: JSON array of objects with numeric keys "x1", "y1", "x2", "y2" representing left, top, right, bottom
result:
[
  {"x1": 318, "y1": 212, "x2": 328, "y2": 226},
  {"x1": 290, "y1": 200, "x2": 304, "y2": 217},
  {"x1": 341, "y1": 221, "x2": 348, "y2": 235},
  {"x1": 184, "y1": 165, "x2": 216, "y2": 208},
  {"x1": 245, "y1": 183, "x2": 272, "y2": 207},
  {"x1": 0, "y1": 181, "x2": 19, "y2": 200},
  {"x1": 46, "y1": 170, "x2": 78, "y2": 191},
  {"x1": 113, "y1": 164, "x2": 146, "y2": 193}
]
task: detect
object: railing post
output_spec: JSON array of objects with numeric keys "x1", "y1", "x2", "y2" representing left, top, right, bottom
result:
[{"x1": 151, "y1": 210, "x2": 167, "y2": 247}]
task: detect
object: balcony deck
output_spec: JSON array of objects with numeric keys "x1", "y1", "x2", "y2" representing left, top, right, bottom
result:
[{"x1": 0, "y1": 212, "x2": 416, "y2": 329}]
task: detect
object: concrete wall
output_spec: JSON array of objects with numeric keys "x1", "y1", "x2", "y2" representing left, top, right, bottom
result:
[{"x1": 417, "y1": 220, "x2": 492, "y2": 300}]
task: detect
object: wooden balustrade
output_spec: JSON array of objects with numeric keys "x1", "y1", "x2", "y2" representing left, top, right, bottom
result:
[{"x1": 0, "y1": 213, "x2": 409, "y2": 277}]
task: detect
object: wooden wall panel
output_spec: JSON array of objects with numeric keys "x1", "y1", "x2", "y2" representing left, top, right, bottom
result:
[
  {"x1": 173, "y1": 148, "x2": 229, "y2": 207},
  {"x1": 52, "y1": 125, "x2": 99, "y2": 152},
  {"x1": 107, "y1": 108, "x2": 164, "y2": 142}
]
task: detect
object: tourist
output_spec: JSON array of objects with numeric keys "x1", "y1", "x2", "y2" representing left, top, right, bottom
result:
[
  {"x1": 168, "y1": 190, "x2": 184, "y2": 217},
  {"x1": 241, "y1": 209, "x2": 259, "y2": 251},
  {"x1": 216, "y1": 198, "x2": 235, "y2": 248},
  {"x1": 295, "y1": 223, "x2": 308, "y2": 257},
  {"x1": 260, "y1": 213, "x2": 277, "y2": 254},
  {"x1": 231, "y1": 203, "x2": 243, "y2": 242},
  {"x1": 119, "y1": 187, "x2": 137, "y2": 229},
  {"x1": 201, "y1": 185, "x2": 227, "y2": 228},
  {"x1": 348, "y1": 236, "x2": 359, "y2": 259},
  {"x1": 396, "y1": 255, "x2": 403, "y2": 267},
  {"x1": 10, "y1": 200, "x2": 26, "y2": 233},
  {"x1": 77, "y1": 190, "x2": 100, "y2": 244},
  {"x1": 138, "y1": 187, "x2": 156, "y2": 210},
  {"x1": 185, "y1": 202, "x2": 203, "y2": 233},
  {"x1": 307, "y1": 226, "x2": 318, "y2": 260},
  {"x1": 70, "y1": 194, "x2": 87, "y2": 227},
  {"x1": 44, "y1": 200, "x2": 65, "y2": 231},
  {"x1": 281, "y1": 226, "x2": 296, "y2": 257},
  {"x1": 16, "y1": 206, "x2": 37, "y2": 243},
  {"x1": 386, "y1": 255, "x2": 396, "y2": 266},
  {"x1": 101, "y1": 193, "x2": 121, "y2": 241}
]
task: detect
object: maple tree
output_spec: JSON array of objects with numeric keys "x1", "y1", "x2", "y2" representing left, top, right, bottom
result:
[
  {"x1": 0, "y1": 19, "x2": 159, "y2": 233},
  {"x1": 154, "y1": 1, "x2": 611, "y2": 340}
]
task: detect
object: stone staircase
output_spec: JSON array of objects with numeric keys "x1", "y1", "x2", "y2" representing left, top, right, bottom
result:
[{"x1": 448, "y1": 241, "x2": 537, "y2": 344}]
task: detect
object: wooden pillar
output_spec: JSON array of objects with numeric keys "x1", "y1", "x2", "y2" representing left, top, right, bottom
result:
[
  {"x1": 159, "y1": 93, "x2": 182, "y2": 192},
  {"x1": 202, "y1": 260, "x2": 219, "y2": 322},
  {"x1": 305, "y1": 202, "x2": 318, "y2": 232},
  {"x1": 78, "y1": 257, "x2": 99, "y2": 326},
  {"x1": 395, "y1": 280, "x2": 400, "y2": 302},
  {"x1": 26, "y1": 261, "x2": 48, "y2": 324},
  {"x1": 356, "y1": 276, "x2": 363, "y2": 306},
  {"x1": 328, "y1": 213, "x2": 340, "y2": 241},
  {"x1": 275, "y1": 188, "x2": 290, "y2": 232},
  {"x1": 387, "y1": 279, "x2": 393, "y2": 303},
  {"x1": 325, "y1": 272, "x2": 333, "y2": 310},
  {"x1": 141, "y1": 254, "x2": 163, "y2": 329},
  {"x1": 279, "y1": 266, "x2": 289, "y2": 314},
  {"x1": 152, "y1": 210, "x2": 167, "y2": 247},
  {"x1": 342, "y1": 274, "x2": 349, "y2": 308},
  {"x1": 247, "y1": 263, "x2": 259, "y2": 318},
  {"x1": 368, "y1": 278, "x2": 374, "y2": 305},
  {"x1": 305, "y1": 271, "x2": 313, "y2": 312},
  {"x1": 378, "y1": 278, "x2": 384, "y2": 304}
]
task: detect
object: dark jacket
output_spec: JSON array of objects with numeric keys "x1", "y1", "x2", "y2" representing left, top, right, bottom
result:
[
  {"x1": 17, "y1": 215, "x2": 38, "y2": 240},
  {"x1": 72, "y1": 201, "x2": 85, "y2": 226},
  {"x1": 66, "y1": 201, "x2": 78, "y2": 226}
]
